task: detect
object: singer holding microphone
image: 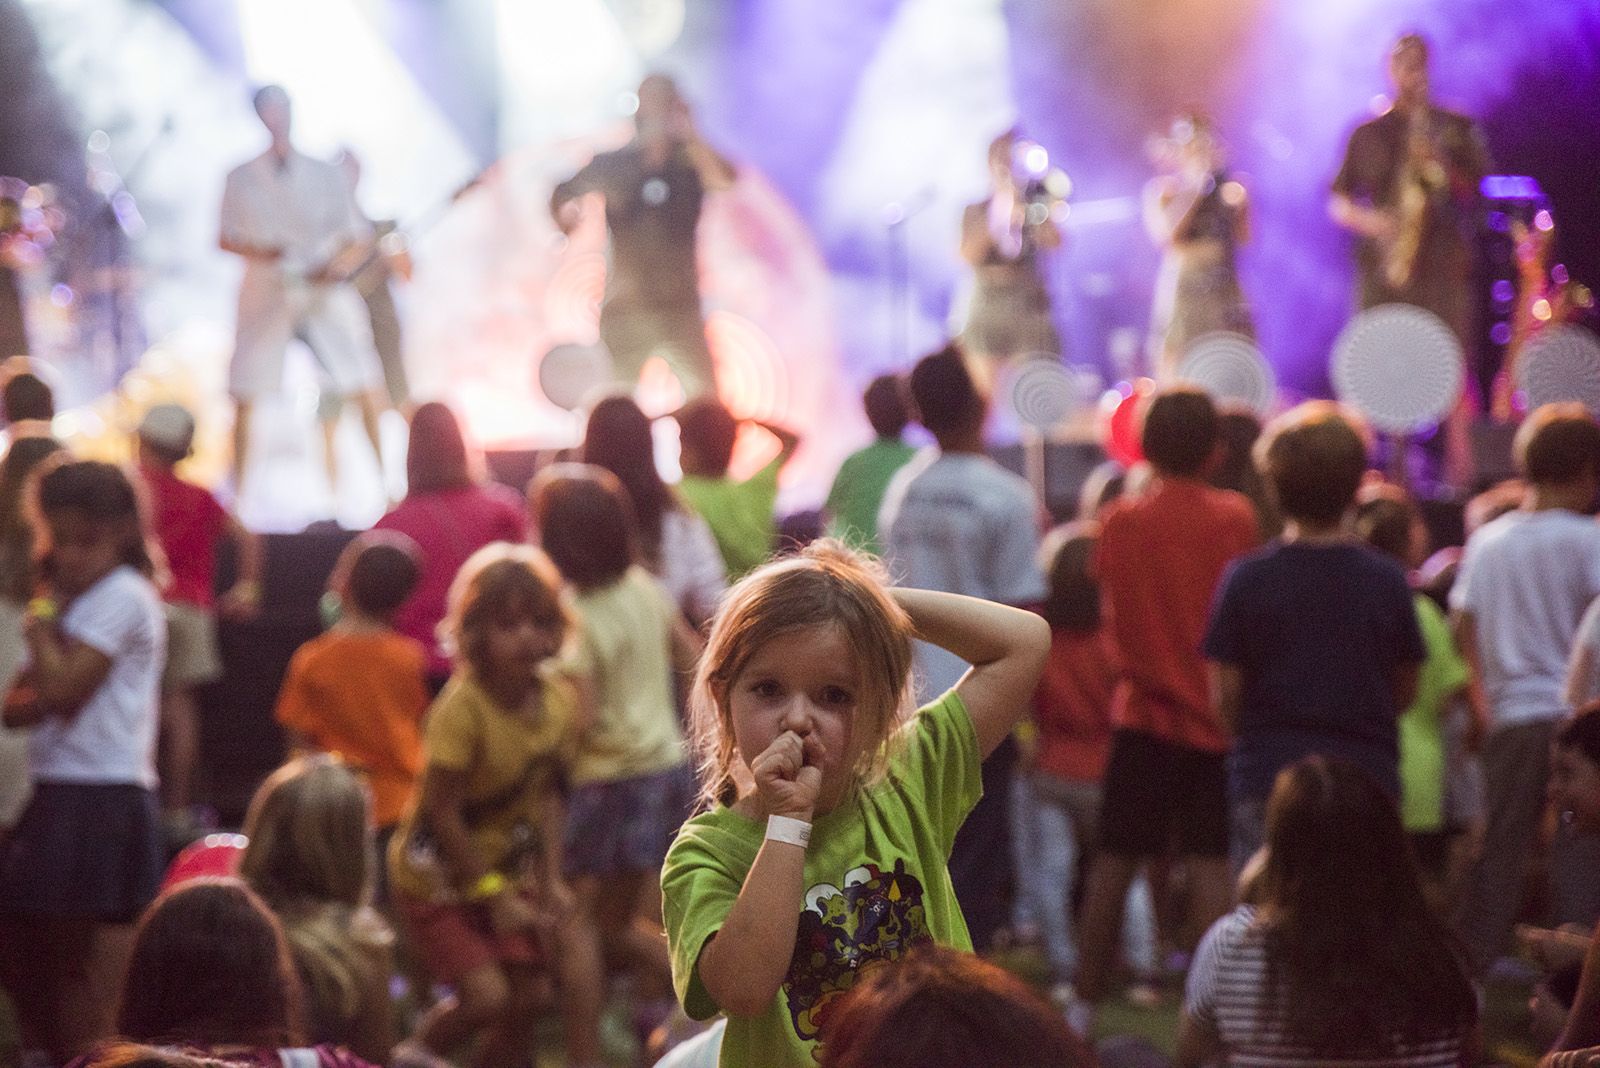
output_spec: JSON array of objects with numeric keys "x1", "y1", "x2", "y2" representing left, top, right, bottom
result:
[
  {"x1": 551, "y1": 74, "x2": 736, "y2": 401},
  {"x1": 1143, "y1": 113, "x2": 1254, "y2": 380}
]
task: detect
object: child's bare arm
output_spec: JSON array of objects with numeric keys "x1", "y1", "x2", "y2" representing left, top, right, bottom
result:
[
  {"x1": 1210, "y1": 661, "x2": 1242, "y2": 735},
  {"x1": 754, "y1": 420, "x2": 801, "y2": 468},
  {"x1": 418, "y1": 764, "x2": 492, "y2": 887},
  {"x1": 695, "y1": 731, "x2": 819, "y2": 1017},
  {"x1": 670, "y1": 615, "x2": 705, "y2": 715},
  {"x1": 891, "y1": 587, "x2": 1050, "y2": 757},
  {"x1": 538, "y1": 789, "x2": 571, "y2": 903},
  {"x1": 1568, "y1": 642, "x2": 1596, "y2": 710},
  {"x1": 19, "y1": 616, "x2": 112, "y2": 723},
  {"x1": 1391, "y1": 662, "x2": 1420, "y2": 716},
  {"x1": 419, "y1": 763, "x2": 538, "y2": 932},
  {"x1": 1453, "y1": 610, "x2": 1492, "y2": 750},
  {"x1": 218, "y1": 514, "x2": 263, "y2": 619}
]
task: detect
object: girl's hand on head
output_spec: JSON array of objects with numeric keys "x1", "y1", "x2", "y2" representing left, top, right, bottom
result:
[{"x1": 750, "y1": 730, "x2": 824, "y2": 822}]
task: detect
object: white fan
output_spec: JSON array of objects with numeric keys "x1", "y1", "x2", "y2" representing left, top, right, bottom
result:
[
  {"x1": 1176, "y1": 332, "x2": 1276, "y2": 414},
  {"x1": 1331, "y1": 304, "x2": 1464, "y2": 434},
  {"x1": 1514, "y1": 325, "x2": 1600, "y2": 414},
  {"x1": 537, "y1": 342, "x2": 615, "y2": 411}
]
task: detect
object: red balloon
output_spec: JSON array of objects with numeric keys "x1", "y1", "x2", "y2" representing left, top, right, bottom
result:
[
  {"x1": 1103, "y1": 386, "x2": 1149, "y2": 467},
  {"x1": 161, "y1": 833, "x2": 248, "y2": 892}
]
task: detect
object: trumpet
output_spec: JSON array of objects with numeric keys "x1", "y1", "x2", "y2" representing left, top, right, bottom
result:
[{"x1": 1010, "y1": 139, "x2": 1072, "y2": 231}]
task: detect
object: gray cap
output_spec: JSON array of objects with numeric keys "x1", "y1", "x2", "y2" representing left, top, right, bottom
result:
[{"x1": 138, "y1": 402, "x2": 196, "y2": 454}]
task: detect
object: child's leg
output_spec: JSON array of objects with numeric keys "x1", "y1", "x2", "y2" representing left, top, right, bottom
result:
[
  {"x1": 1182, "y1": 856, "x2": 1233, "y2": 949},
  {"x1": 547, "y1": 894, "x2": 605, "y2": 1068},
  {"x1": 414, "y1": 961, "x2": 509, "y2": 1058},
  {"x1": 158, "y1": 685, "x2": 199, "y2": 815},
  {"x1": 1027, "y1": 774, "x2": 1078, "y2": 982},
  {"x1": 1074, "y1": 852, "x2": 1141, "y2": 1002},
  {"x1": 63, "y1": 922, "x2": 136, "y2": 1058},
  {"x1": 474, "y1": 963, "x2": 546, "y2": 1068},
  {"x1": 1007, "y1": 772, "x2": 1048, "y2": 943},
  {"x1": 0, "y1": 916, "x2": 59, "y2": 1056},
  {"x1": 2, "y1": 916, "x2": 110, "y2": 1062},
  {"x1": 574, "y1": 871, "x2": 672, "y2": 997}
]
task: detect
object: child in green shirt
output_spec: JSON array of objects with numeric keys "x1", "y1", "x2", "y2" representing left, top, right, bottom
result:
[{"x1": 662, "y1": 539, "x2": 1050, "y2": 1068}]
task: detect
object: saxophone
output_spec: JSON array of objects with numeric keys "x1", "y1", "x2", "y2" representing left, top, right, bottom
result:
[{"x1": 1383, "y1": 111, "x2": 1445, "y2": 290}]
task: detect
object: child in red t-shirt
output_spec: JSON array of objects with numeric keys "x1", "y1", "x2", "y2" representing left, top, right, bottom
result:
[
  {"x1": 1025, "y1": 521, "x2": 1160, "y2": 1003},
  {"x1": 136, "y1": 403, "x2": 261, "y2": 833}
]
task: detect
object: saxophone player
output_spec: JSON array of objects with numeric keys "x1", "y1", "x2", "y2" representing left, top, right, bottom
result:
[
  {"x1": 1329, "y1": 33, "x2": 1491, "y2": 483},
  {"x1": 1329, "y1": 33, "x2": 1491, "y2": 351}
]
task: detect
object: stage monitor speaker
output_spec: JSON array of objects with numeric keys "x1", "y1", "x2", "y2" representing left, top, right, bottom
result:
[
  {"x1": 1470, "y1": 420, "x2": 1518, "y2": 489},
  {"x1": 485, "y1": 448, "x2": 562, "y2": 496},
  {"x1": 200, "y1": 528, "x2": 356, "y2": 824},
  {"x1": 988, "y1": 440, "x2": 1109, "y2": 521}
]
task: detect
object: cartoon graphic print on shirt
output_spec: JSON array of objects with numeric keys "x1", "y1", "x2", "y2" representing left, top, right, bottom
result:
[{"x1": 784, "y1": 859, "x2": 932, "y2": 1043}]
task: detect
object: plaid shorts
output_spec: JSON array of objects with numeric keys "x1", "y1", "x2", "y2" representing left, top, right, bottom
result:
[{"x1": 562, "y1": 763, "x2": 696, "y2": 878}]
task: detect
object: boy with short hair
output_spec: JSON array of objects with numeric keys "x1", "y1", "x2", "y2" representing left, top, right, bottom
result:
[
  {"x1": 1451, "y1": 402, "x2": 1600, "y2": 974},
  {"x1": 824, "y1": 374, "x2": 918, "y2": 555},
  {"x1": 1074, "y1": 386, "x2": 1259, "y2": 1013},
  {"x1": 1204, "y1": 401, "x2": 1425, "y2": 867},
  {"x1": 675, "y1": 396, "x2": 800, "y2": 579},
  {"x1": 879, "y1": 344, "x2": 1047, "y2": 952},
  {"x1": 136, "y1": 402, "x2": 262, "y2": 834},
  {"x1": 275, "y1": 531, "x2": 430, "y2": 855}
]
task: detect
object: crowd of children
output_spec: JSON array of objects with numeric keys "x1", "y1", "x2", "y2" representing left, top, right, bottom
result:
[{"x1": 3, "y1": 346, "x2": 1600, "y2": 1068}]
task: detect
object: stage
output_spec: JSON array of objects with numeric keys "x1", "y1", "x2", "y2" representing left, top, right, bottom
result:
[{"x1": 1, "y1": 0, "x2": 1599, "y2": 531}]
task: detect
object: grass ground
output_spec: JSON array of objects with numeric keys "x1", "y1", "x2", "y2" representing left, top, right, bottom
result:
[
  {"x1": 0, "y1": 953, "x2": 1551, "y2": 1067},
  {"x1": 992, "y1": 944, "x2": 1545, "y2": 1067}
]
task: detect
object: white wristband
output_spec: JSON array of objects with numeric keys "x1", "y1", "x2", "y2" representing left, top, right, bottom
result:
[{"x1": 765, "y1": 814, "x2": 812, "y2": 849}]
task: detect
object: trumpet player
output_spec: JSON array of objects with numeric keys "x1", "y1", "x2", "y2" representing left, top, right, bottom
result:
[{"x1": 959, "y1": 129, "x2": 1065, "y2": 378}]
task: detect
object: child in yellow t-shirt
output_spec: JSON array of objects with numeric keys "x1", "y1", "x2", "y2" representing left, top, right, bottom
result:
[{"x1": 388, "y1": 543, "x2": 600, "y2": 1068}]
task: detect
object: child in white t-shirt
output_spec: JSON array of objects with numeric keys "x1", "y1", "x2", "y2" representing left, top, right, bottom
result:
[
  {"x1": 0, "y1": 459, "x2": 167, "y2": 1063},
  {"x1": 1452, "y1": 403, "x2": 1600, "y2": 974}
]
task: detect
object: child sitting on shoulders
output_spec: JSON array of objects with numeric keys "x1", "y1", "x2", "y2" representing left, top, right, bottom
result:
[
  {"x1": 275, "y1": 531, "x2": 429, "y2": 868},
  {"x1": 662, "y1": 539, "x2": 1050, "y2": 1068}
]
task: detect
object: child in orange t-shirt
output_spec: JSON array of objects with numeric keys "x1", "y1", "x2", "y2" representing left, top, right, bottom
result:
[{"x1": 275, "y1": 532, "x2": 429, "y2": 861}]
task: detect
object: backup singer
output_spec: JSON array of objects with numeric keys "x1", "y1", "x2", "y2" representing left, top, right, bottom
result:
[{"x1": 1145, "y1": 114, "x2": 1253, "y2": 380}]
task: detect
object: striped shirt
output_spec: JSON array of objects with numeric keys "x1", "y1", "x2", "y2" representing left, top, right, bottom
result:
[{"x1": 1185, "y1": 906, "x2": 1465, "y2": 1068}]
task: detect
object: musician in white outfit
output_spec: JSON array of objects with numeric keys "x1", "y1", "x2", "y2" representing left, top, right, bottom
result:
[{"x1": 220, "y1": 85, "x2": 385, "y2": 490}]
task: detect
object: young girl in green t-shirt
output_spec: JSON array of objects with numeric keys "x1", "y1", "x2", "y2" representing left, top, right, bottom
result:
[{"x1": 662, "y1": 540, "x2": 1050, "y2": 1068}]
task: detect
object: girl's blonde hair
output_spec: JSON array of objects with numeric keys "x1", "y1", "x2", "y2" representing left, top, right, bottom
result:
[
  {"x1": 690, "y1": 539, "x2": 915, "y2": 807},
  {"x1": 239, "y1": 757, "x2": 392, "y2": 1041},
  {"x1": 240, "y1": 756, "x2": 371, "y2": 908},
  {"x1": 438, "y1": 542, "x2": 572, "y2": 678}
]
